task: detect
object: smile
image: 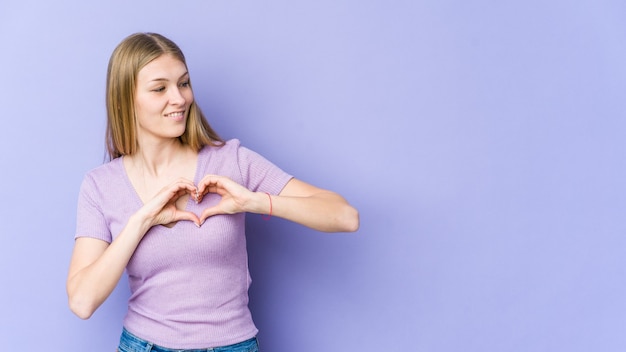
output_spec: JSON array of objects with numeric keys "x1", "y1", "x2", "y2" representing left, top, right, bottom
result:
[
  {"x1": 165, "y1": 111, "x2": 185, "y2": 118},
  {"x1": 165, "y1": 111, "x2": 185, "y2": 121}
]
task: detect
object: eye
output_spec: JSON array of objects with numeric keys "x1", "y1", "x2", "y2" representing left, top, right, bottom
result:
[
  {"x1": 179, "y1": 81, "x2": 190, "y2": 88},
  {"x1": 152, "y1": 86, "x2": 165, "y2": 93}
]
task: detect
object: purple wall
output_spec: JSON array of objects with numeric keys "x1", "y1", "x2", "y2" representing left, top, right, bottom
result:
[{"x1": 1, "y1": 1, "x2": 625, "y2": 351}]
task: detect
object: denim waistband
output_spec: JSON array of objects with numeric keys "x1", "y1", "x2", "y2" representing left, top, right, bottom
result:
[{"x1": 118, "y1": 327, "x2": 259, "y2": 352}]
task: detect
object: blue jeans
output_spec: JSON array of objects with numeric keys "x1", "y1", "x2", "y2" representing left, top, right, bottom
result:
[{"x1": 117, "y1": 328, "x2": 259, "y2": 352}]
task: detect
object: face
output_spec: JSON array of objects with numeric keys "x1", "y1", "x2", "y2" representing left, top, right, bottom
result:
[{"x1": 134, "y1": 54, "x2": 193, "y2": 144}]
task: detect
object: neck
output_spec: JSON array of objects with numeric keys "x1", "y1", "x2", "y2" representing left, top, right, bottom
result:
[{"x1": 132, "y1": 138, "x2": 188, "y2": 177}]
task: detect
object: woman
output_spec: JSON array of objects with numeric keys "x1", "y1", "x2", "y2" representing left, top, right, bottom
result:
[{"x1": 66, "y1": 32, "x2": 359, "y2": 352}]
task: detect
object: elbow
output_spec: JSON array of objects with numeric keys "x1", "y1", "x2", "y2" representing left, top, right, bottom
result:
[
  {"x1": 339, "y1": 205, "x2": 360, "y2": 233},
  {"x1": 67, "y1": 292, "x2": 97, "y2": 320},
  {"x1": 69, "y1": 299, "x2": 96, "y2": 320},
  {"x1": 347, "y1": 207, "x2": 360, "y2": 232}
]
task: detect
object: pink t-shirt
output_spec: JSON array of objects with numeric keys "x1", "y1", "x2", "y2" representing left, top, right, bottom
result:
[{"x1": 75, "y1": 139, "x2": 292, "y2": 349}]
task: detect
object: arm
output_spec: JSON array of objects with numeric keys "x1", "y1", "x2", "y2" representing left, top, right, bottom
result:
[
  {"x1": 271, "y1": 178, "x2": 359, "y2": 232},
  {"x1": 66, "y1": 216, "x2": 148, "y2": 319},
  {"x1": 67, "y1": 178, "x2": 200, "y2": 319},
  {"x1": 197, "y1": 176, "x2": 359, "y2": 233}
]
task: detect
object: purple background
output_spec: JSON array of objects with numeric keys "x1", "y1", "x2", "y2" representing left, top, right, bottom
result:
[{"x1": 1, "y1": 1, "x2": 626, "y2": 351}]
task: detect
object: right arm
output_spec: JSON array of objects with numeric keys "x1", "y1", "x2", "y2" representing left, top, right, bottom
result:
[
  {"x1": 67, "y1": 215, "x2": 150, "y2": 319},
  {"x1": 66, "y1": 179, "x2": 200, "y2": 319}
]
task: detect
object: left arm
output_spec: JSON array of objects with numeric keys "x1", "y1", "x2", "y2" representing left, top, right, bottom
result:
[{"x1": 197, "y1": 176, "x2": 359, "y2": 232}]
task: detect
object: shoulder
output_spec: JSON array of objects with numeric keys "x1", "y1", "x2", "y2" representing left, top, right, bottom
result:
[
  {"x1": 200, "y1": 139, "x2": 241, "y2": 153},
  {"x1": 84, "y1": 157, "x2": 123, "y2": 178},
  {"x1": 198, "y1": 139, "x2": 245, "y2": 160},
  {"x1": 196, "y1": 139, "x2": 279, "y2": 179},
  {"x1": 80, "y1": 157, "x2": 124, "y2": 190}
]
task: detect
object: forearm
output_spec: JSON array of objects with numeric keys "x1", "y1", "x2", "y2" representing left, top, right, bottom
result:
[
  {"x1": 195, "y1": 176, "x2": 359, "y2": 232},
  {"x1": 251, "y1": 191, "x2": 360, "y2": 233},
  {"x1": 67, "y1": 215, "x2": 151, "y2": 319}
]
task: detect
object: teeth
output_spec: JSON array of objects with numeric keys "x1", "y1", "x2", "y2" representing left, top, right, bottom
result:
[{"x1": 166, "y1": 112, "x2": 183, "y2": 117}]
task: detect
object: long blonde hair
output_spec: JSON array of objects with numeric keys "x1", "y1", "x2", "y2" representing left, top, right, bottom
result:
[{"x1": 105, "y1": 32, "x2": 223, "y2": 160}]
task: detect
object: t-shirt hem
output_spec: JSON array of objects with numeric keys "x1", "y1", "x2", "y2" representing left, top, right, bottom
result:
[{"x1": 122, "y1": 325, "x2": 259, "y2": 349}]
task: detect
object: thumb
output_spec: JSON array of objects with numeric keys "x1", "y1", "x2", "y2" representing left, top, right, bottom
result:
[
  {"x1": 199, "y1": 206, "x2": 224, "y2": 225},
  {"x1": 174, "y1": 210, "x2": 201, "y2": 227}
]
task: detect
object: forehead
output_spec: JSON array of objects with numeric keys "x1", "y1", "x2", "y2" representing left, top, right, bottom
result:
[{"x1": 137, "y1": 55, "x2": 188, "y2": 82}]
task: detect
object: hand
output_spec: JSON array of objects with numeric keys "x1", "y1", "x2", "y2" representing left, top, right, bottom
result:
[
  {"x1": 139, "y1": 178, "x2": 201, "y2": 228},
  {"x1": 196, "y1": 175, "x2": 253, "y2": 224}
]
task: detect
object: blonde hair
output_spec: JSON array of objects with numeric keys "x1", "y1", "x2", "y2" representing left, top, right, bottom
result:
[{"x1": 105, "y1": 32, "x2": 223, "y2": 159}]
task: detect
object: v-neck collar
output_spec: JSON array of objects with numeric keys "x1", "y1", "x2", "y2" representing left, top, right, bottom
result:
[{"x1": 118, "y1": 147, "x2": 206, "y2": 228}]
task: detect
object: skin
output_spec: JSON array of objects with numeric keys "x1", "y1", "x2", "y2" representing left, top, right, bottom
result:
[{"x1": 67, "y1": 54, "x2": 359, "y2": 320}]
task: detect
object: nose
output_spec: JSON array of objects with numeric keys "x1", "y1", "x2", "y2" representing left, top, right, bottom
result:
[{"x1": 168, "y1": 87, "x2": 186, "y2": 106}]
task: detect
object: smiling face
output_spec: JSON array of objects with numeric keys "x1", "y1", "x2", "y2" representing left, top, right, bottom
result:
[{"x1": 134, "y1": 54, "x2": 193, "y2": 145}]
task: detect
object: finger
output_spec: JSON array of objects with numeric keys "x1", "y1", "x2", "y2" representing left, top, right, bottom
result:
[
  {"x1": 147, "y1": 184, "x2": 198, "y2": 218},
  {"x1": 165, "y1": 180, "x2": 199, "y2": 201},
  {"x1": 174, "y1": 210, "x2": 201, "y2": 227},
  {"x1": 197, "y1": 175, "x2": 227, "y2": 194},
  {"x1": 158, "y1": 180, "x2": 194, "y2": 198}
]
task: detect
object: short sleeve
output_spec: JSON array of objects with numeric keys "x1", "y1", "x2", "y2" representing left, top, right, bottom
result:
[
  {"x1": 236, "y1": 144, "x2": 293, "y2": 195},
  {"x1": 75, "y1": 174, "x2": 112, "y2": 243}
]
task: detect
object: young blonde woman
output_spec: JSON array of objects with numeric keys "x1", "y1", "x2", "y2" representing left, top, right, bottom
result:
[{"x1": 66, "y1": 32, "x2": 359, "y2": 352}]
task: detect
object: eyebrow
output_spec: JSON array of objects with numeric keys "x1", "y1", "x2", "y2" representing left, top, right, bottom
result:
[{"x1": 149, "y1": 72, "x2": 189, "y2": 82}]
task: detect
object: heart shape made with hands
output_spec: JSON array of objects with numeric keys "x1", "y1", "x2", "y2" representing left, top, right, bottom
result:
[{"x1": 161, "y1": 176, "x2": 246, "y2": 228}]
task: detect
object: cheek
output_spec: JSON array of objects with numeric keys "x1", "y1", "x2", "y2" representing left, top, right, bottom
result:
[
  {"x1": 136, "y1": 96, "x2": 162, "y2": 115},
  {"x1": 183, "y1": 89, "x2": 194, "y2": 104},
  {"x1": 135, "y1": 93, "x2": 148, "y2": 110}
]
